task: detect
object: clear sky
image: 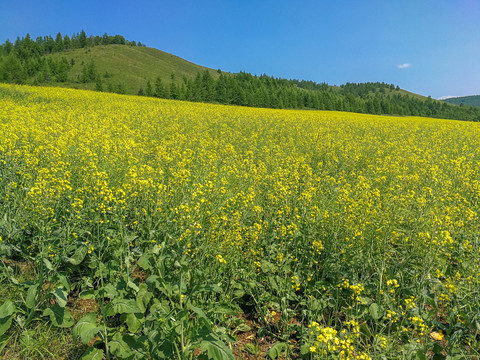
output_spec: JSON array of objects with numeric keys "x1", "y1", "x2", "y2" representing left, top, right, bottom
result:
[{"x1": 1, "y1": 0, "x2": 479, "y2": 99}]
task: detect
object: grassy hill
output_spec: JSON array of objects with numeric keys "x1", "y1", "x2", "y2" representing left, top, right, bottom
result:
[
  {"x1": 442, "y1": 95, "x2": 480, "y2": 107},
  {"x1": 48, "y1": 45, "x2": 221, "y2": 94}
]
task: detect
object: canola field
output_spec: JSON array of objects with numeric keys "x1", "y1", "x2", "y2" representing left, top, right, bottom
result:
[{"x1": 0, "y1": 84, "x2": 479, "y2": 359}]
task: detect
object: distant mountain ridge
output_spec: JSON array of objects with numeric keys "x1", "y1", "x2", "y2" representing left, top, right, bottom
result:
[{"x1": 442, "y1": 95, "x2": 480, "y2": 108}]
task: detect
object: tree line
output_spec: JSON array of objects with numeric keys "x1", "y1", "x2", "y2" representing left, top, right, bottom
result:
[{"x1": 137, "y1": 71, "x2": 480, "y2": 122}]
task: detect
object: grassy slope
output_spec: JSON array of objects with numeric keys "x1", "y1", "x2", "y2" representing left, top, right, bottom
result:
[
  {"x1": 443, "y1": 95, "x2": 480, "y2": 107},
  {"x1": 48, "y1": 45, "x2": 221, "y2": 94}
]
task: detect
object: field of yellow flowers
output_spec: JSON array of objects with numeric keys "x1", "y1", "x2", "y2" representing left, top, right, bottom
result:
[{"x1": 0, "y1": 83, "x2": 479, "y2": 359}]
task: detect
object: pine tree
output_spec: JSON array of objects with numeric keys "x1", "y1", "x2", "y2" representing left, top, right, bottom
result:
[
  {"x1": 154, "y1": 76, "x2": 166, "y2": 98},
  {"x1": 55, "y1": 32, "x2": 64, "y2": 52},
  {"x1": 95, "y1": 76, "x2": 103, "y2": 91},
  {"x1": 79, "y1": 30, "x2": 87, "y2": 48},
  {"x1": 145, "y1": 80, "x2": 153, "y2": 96}
]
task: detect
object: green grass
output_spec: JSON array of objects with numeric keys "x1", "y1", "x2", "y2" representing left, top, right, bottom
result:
[{"x1": 48, "y1": 45, "x2": 222, "y2": 94}]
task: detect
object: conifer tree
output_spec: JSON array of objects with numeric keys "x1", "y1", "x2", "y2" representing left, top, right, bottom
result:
[{"x1": 145, "y1": 80, "x2": 153, "y2": 96}]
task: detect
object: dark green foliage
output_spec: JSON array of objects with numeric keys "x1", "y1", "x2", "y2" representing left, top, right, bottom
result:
[
  {"x1": 154, "y1": 76, "x2": 167, "y2": 98},
  {"x1": 80, "y1": 60, "x2": 97, "y2": 83},
  {"x1": 443, "y1": 95, "x2": 480, "y2": 108},
  {"x1": 79, "y1": 30, "x2": 87, "y2": 48},
  {"x1": 0, "y1": 53, "x2": 27, "y2": 83},
  {"x1": 95, "y1": 76, "x2": 103, "y2": 91},
  {"x1": 145, "y1": 79, "x2": 153, "y2": 97},
  {"x1": 136, "y1": 70, "x2": 480, "y2": 122}
]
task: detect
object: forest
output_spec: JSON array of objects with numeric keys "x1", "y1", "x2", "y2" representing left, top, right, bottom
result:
[{"x1": 1, "y1": 31, "x2": 480, "y2": 122}]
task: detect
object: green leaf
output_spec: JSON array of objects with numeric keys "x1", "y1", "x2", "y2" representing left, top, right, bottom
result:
[
  {"x1": 127, "y1": 279, "x2": 139, "y2": 292},
  {"x1": 80, "y1": 347, "x2": 104, "y2": 360},
  {"x1": 43, "y1": 304, "x2": 75, "y2": 327},
  {"x1": 73, "y1": 313, "x2": 101, "y2": 344},
  {"x1": 52, "y1": 287, "x2": 68, "y2": 308},
  {"x1": 64, "y1": 246, "x2": 88, "y2": 265},
  {"x1": 78, "y1": 289, "x2": 96, "y2": 299},
  {"x1": 42, "y1": 258, "x2": 54, "y2": 271},
  {"x1": 101, "y1": 283, "x2": 117, "y2": 299},
  {"x1": 260, "y1": 260, "x2": 276, "y2": 273},
  {"x1": 195, "y1": 284, "x2": 223, "y2": 293},
  {"x1": 0, "y1": 300, "x2": 16, "y2": 318},
  {"x1": 234, "y1": 323, "x2": 251, "y2": 332},
  {"x1": 25, "y1": 284, "x2": 39, "y2": 309},
  {"x1": 0, "y1": 243, "x2": 12, "y2": 257},
  {"x1": 300, "y1": 343, "x2": 311, "y2": 356},
  {"x1": 188, "y1": 303, "x2": 210, "y2": 322},
  {"x1": 200, "y1": 338, "x2": 235, "y2": 360},
  {"x1": 136, "y1": 253, "x2": 152, "y2": 270},
  {"x1": 0, "y1": 315, "x2": 13, "y2": 337},
  {"x1": 104, "y1": 298, "x2": 141, "y2": 316},
  {"x1": 214, "y1": 303, "x2": 238, "y2": 315},
  {"x1": 136, "y1": 283, "x2": 152, "y2": 313},
  {"x1": 369, "y1": 303, "x2": 382, "y2": 320},
  {"x1": 360, "y1": 322, "x2": 372, "y2": 338},
  {"x1": 415, "y1": 349, "x2": 427, "y2": 360},
  {"x1": 109, "y1": 332, "x2": 135, "y2": 358},
  {"x1": 266, "y1": 342, "x2": 288, "y2": 359},
  {"x1": 125, "y1": 313, "x2": 144, "y2": 333}
]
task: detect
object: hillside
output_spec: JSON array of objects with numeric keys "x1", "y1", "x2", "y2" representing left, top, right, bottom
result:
[
  {"x1": 49, "y1": 45, "x2": 221, "y2": 94},
  {"x1": 442, "y1": 95, "x2": 480, "y2": 108}
]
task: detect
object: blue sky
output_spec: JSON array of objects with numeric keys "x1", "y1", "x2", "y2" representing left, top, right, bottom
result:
[{"x1": 1, "y1": 0, "x2": 479, "y2": 99}]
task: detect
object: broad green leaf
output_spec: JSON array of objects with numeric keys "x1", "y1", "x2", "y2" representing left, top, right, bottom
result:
[
  {"x1": 415, "y1": 349, "x2": 427, "y2": 360},
  {"x1": 300, "y1": 343, "x2": 311, "y2": 356},
  {"x1": 266, "y1": 342, "x2": 288, "y2": 359},
  {"x1": 369, "y1": 303, "x2": 382, "y2": 320},
  {"x1": 42, "y1": 258, "x2": 53, "y2": 271},
  {"x1": 0, "y1": 243, "x2": 12, "y2": 257},
  {"x1": 127, "y1": 279, "x2": 139, "y2": 292},
  {"x1": 101, "y1": 283, "x2": 117, "y2": 299},
  {"x1": 25, "y1": 284, "x2": 39, "y2": 309},
  {"x1": 109, "y1": 332, "x2": 135, "y2": 358},
  {"x1": 360, "y1": 322, "x2": 372, "y2": 338},
  {"x1": 64, "y1": 246, "x2": 88, "y2": 265},
  {"x1": 104, "y1": 298, "x2": 141, "y2": 316},
  {"x1": 232, "y1": 289, "x2": 245, "y2": 299},
  {"x1": 0, "y1": 315, "x2": 13, "y2": 337},
  {"x1": 260, "y1": 260, "x2": 276, "y2": 273},
  {"x1": 43, "y1": 304, "x2": 75, "y2": 327},
  {"x1": 188, "y1": 303, "x2": 209, "y2": 322},
  {"x1": 78, "y1": 289, "x2": 96, "y2": 299},
  {"x1": 234, "y1": 323, "x2": 251, "y2": 332},
  {"x1": 73, "y1": 313, "x2": 101, "y2": 344},
  {"x1": 195, "y1": 284, "x2": 223, "y2": 294},
  {"x1": 80, "y1": 347, "x2": 104, "y2": 360},
  {"x1": 213, "y1": 303, "x2": 239, "y2": 315},
  {"x1": 200, "y1": 338, "x2": 235, "y2": 360},
  {"x1": 136, "y1": 283, "x2": 152, "y2": 313},
  {"x1": 125, "y1": 313, "x2": 144, "y2": 333},
  {"x1": 0, "y1": 300, "x2": 16, "y2": 318},
  {"x1": 52, "y1": 287, "x2": 68, "y2": 308},
  {"x1": 136, "y1": 253, "x2": 152, "y2": 270}
]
